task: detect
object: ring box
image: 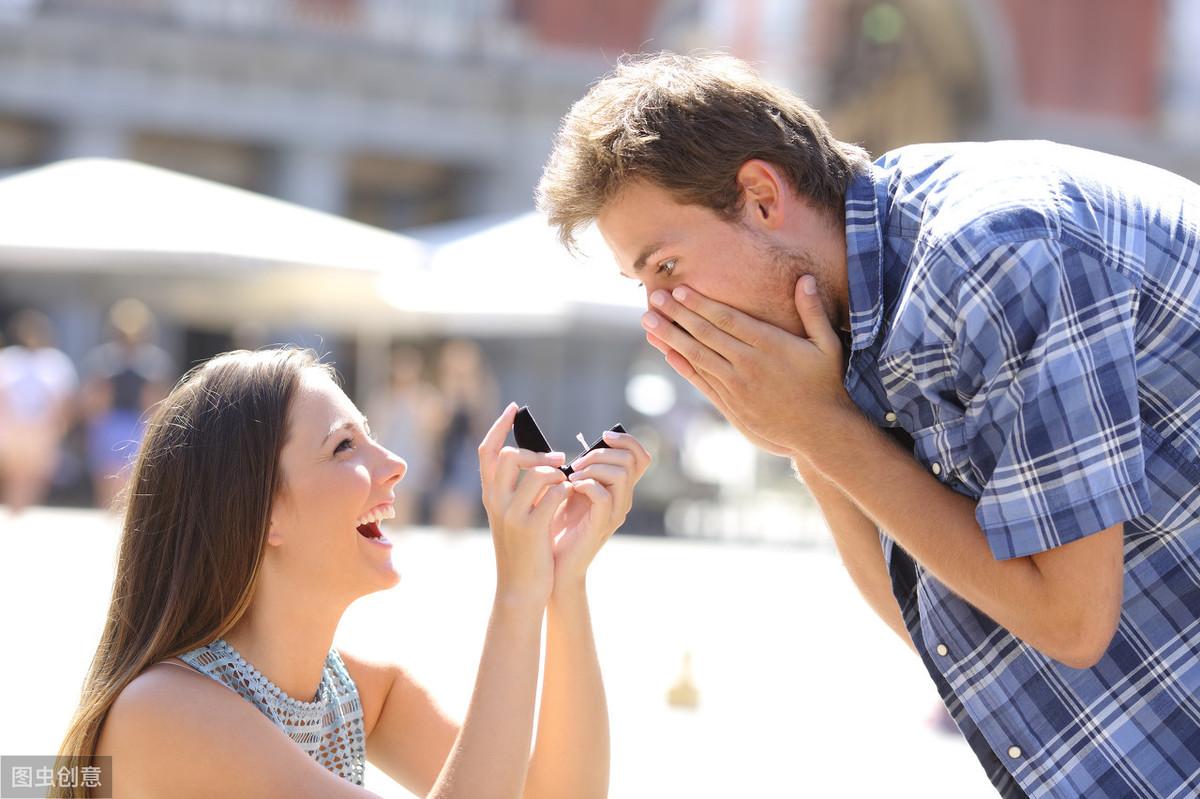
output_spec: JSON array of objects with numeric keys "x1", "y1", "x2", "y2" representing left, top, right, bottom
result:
[{"x1": 513, "y1": 405, "x2": 626, "y2": 477}]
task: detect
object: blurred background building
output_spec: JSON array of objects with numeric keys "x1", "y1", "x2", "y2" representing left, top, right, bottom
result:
[{"x1": 0, "y1": 0, "x2": 1196, "y2": 537}]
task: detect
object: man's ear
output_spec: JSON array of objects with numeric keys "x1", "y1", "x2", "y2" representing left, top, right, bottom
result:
[{"x1": 735, "y1": 159, "x2": 790, "y2": 231}]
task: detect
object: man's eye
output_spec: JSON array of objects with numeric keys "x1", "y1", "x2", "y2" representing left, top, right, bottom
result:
[{"x1": 635, "y1": 259, "x2": 676, "y2": 288}]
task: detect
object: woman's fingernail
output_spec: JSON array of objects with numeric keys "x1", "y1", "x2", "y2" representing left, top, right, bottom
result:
[{"x1": 642, "y1": 313, "x2": 659, "y2": 329}]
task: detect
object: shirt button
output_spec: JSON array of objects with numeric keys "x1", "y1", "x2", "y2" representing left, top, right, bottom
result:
[
  {"x1": 936, "y1": 644, "x2": 949, "y2": 657},
  {"x1": 931, "y1": 463, "x2": 942, "y2": 476},
  {"x1": 884, "y1": 411, "x2": 897, "y2": 423},
  {"x1": 1008, "y1": 746, "x2": 1022, "y2": 759}
]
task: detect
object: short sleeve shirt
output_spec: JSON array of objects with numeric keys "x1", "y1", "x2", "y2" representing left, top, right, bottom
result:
[{"x1": 842, "y1": 140, "x2": 1200, "y2": 798}]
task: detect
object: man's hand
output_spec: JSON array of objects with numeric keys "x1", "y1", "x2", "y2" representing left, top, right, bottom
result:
[{"x1": 642, "y1": 276, "x2": 856, "y2": 456}]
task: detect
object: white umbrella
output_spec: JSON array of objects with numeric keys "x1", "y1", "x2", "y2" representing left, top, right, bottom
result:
[
  {"x1": 0, "y1": 157, "x2": 426, "y2": 272},
  {"x1": 0, "y1": 158, "x2": 427, "y2": 332},
  {"x1": 388, "y1": 210, "x2": 647, "y2": 333}
]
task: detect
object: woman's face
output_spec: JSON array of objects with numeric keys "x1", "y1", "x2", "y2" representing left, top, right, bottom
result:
[{"x1": 265, "y1": 368, "x2": 407, "y2": 602}]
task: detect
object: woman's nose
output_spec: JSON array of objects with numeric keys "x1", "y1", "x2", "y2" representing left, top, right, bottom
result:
[{"x1": 380, "y1": 447, "x2": 407, "y2": 485}]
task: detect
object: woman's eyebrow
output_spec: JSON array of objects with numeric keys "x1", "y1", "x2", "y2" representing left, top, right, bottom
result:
[{"x1": 321, "y1": 416, "x2": 367, "y2": 445}]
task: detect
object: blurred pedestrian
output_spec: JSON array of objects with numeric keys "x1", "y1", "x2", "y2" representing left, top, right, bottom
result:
[
  {"x1": 81, "y1": 299, "x2": 174, "y2": 511},
  {"x1": 431, "y1": 339, "x2": 497, "y2": 531},
  {"x1": 366, "y1": 346, "x2": 442, "y2": 527},
  {"x1": 0, "y1": 309, "x2": 78, "y2": 512}
]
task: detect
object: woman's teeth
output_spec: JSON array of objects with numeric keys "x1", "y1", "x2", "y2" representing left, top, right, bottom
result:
[{"x1": 354, "y1": 505, "x2": 396, "y2": 527}]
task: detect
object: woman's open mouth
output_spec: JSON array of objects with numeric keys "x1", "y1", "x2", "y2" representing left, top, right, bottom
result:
[{"x1": 355, "y1": 504, "x2": 395, "y2": 545}]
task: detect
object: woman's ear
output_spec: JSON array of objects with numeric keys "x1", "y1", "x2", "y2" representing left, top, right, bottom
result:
[
  {"x1": 735, "y1": 159, "x2": 789, "y2": 231},
  {"x1": 266, "y1": 519, "x2": 285, "y2": 547}
]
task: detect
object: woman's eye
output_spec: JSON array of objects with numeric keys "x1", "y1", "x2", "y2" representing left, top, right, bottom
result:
[{"x1": 334, "y1": 437, "x2": 354, "y2": 454}]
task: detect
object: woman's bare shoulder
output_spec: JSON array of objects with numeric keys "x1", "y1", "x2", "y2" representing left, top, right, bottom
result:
[
  {"x1": 98, "y1": 659, "x2": 233, "y2": 749},
  {"x1": 96, "y1": 659, "x2": 380, "y2": 798},
  {"x1": 96, "y1": 661, "x2": 246, "y2": 782}
]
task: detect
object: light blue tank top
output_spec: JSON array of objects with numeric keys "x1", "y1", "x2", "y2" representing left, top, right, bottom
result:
[{"x1": 176, "y1": 638, "x2": 366, "y2": 785}]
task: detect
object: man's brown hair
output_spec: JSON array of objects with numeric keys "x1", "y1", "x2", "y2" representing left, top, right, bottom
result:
[{"x1": 537, "y1": 51, "x2": 871, "y2": 250}]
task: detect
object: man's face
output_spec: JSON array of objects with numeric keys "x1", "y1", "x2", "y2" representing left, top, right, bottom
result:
[{"x1": 596, "y1": 180, "x2": 827, "y2": 338}]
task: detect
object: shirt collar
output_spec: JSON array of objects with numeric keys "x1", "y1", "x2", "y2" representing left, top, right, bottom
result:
[{"x1": 843, "y1": 164, "x2": 887, "y2": 352}]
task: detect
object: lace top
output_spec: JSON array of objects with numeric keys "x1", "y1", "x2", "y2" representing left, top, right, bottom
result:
[{"x1": 176, "y1": 638, "x2": 366, "y2": 785}]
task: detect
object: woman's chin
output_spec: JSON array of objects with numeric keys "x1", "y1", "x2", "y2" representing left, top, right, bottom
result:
[{"x1": 366, "y1": 563, "x2": 401, "y2": 592}]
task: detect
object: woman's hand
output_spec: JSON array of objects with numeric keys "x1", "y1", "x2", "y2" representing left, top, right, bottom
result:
[
  {"x1": 478, "y1": 403, "x2": 574, "y2": 608},
  {"x1": 550, "y1": 430, "x2": 652, "y2": 590}
]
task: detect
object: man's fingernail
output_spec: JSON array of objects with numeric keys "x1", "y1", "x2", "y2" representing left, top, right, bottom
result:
[
  {"x1": 673, "y1": 287, "x2": 688, "y2": 302},
  {"x1": 803, "y1": 276, "x2": 817, "y2": 295},
  {"x1": 642, "y1": 313, "x2": 659, "y2": 328},
  {"x1": 650, "y1": 290, "x2": 668, "y2": 307}
]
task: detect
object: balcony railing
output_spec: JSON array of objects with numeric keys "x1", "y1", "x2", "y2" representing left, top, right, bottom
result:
[{"x1": 19, "y1": 0, "x2": 527, "y2": 56}]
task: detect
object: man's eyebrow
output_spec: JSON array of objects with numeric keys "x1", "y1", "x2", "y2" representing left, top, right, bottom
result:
[
  {"x1": 631, "y1": 241, "x2": 666, "y2": 273},
  {"x1": 322, "y1": 416, "x2": 368, "y2": 445}
]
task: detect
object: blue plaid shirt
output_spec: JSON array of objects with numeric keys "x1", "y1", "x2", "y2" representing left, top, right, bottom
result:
[{"x1": 843, "y1": 140, "x2": 1200, "y2": 798}]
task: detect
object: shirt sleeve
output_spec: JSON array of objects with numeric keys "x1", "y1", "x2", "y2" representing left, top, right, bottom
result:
[{"x1": 953, "y1": 237, "x2": 1150, "y2": 560}]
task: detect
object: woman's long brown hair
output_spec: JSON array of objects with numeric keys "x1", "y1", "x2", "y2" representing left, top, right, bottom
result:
[{"x1": 51, "y1": 347, "x2": 333, "y2": 797}]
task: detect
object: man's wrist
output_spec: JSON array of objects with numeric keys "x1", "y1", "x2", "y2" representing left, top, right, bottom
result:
[{"x1": 783, "y1": 400, "x2": 865, "y2": 467}]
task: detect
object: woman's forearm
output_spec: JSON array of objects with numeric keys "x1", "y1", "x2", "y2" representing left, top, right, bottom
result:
[
  {"x1": 524, "y1": 582, "x2": 609, "y2": 799},
  {"x1": 428, "y1": 592, "x2": 545, "y2": 799}
]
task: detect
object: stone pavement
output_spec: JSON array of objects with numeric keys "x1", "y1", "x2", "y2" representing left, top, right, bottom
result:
[{"x1": 0, "y1": 506, "x2": 995, "y2": 798}]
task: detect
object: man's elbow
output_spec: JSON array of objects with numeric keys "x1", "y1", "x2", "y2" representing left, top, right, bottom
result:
[{"x1": 1051, "y1": 608, "x2": 1121, "y2": 670}]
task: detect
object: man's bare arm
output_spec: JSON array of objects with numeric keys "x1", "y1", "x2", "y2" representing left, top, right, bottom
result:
[
  {"x1": 644, "y1": 283, "x2": 1125, "y2": 669},
  {"x1": 802, "y1": 414, "x2": 1124, "y2": 669},
  {"x1": 792, "y1": 456, "x2": 915, "y2": 651}
]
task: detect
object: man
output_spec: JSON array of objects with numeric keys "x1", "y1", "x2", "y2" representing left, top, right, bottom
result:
[{"x1": 536, "y1": 52, "x2": 1200, "y2": 798}]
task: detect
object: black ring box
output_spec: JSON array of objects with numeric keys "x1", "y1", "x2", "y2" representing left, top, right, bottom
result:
[{"x1": 512, "y1": 405, "x2": 626, "y2": 477}]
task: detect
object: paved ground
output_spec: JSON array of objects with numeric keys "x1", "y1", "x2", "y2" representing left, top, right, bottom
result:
[{"x1": 0, "y1": 506, "x2": 997, "y2": 798}]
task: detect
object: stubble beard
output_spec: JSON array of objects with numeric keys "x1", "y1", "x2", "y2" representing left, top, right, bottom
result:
[{"x1": 763, "y1": 241, "x2": 833, "y2": 337}]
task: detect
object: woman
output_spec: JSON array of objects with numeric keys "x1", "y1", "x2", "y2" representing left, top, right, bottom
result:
[{"x1": 53, "y1": 347, "x2": 649, "y2": 798}]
